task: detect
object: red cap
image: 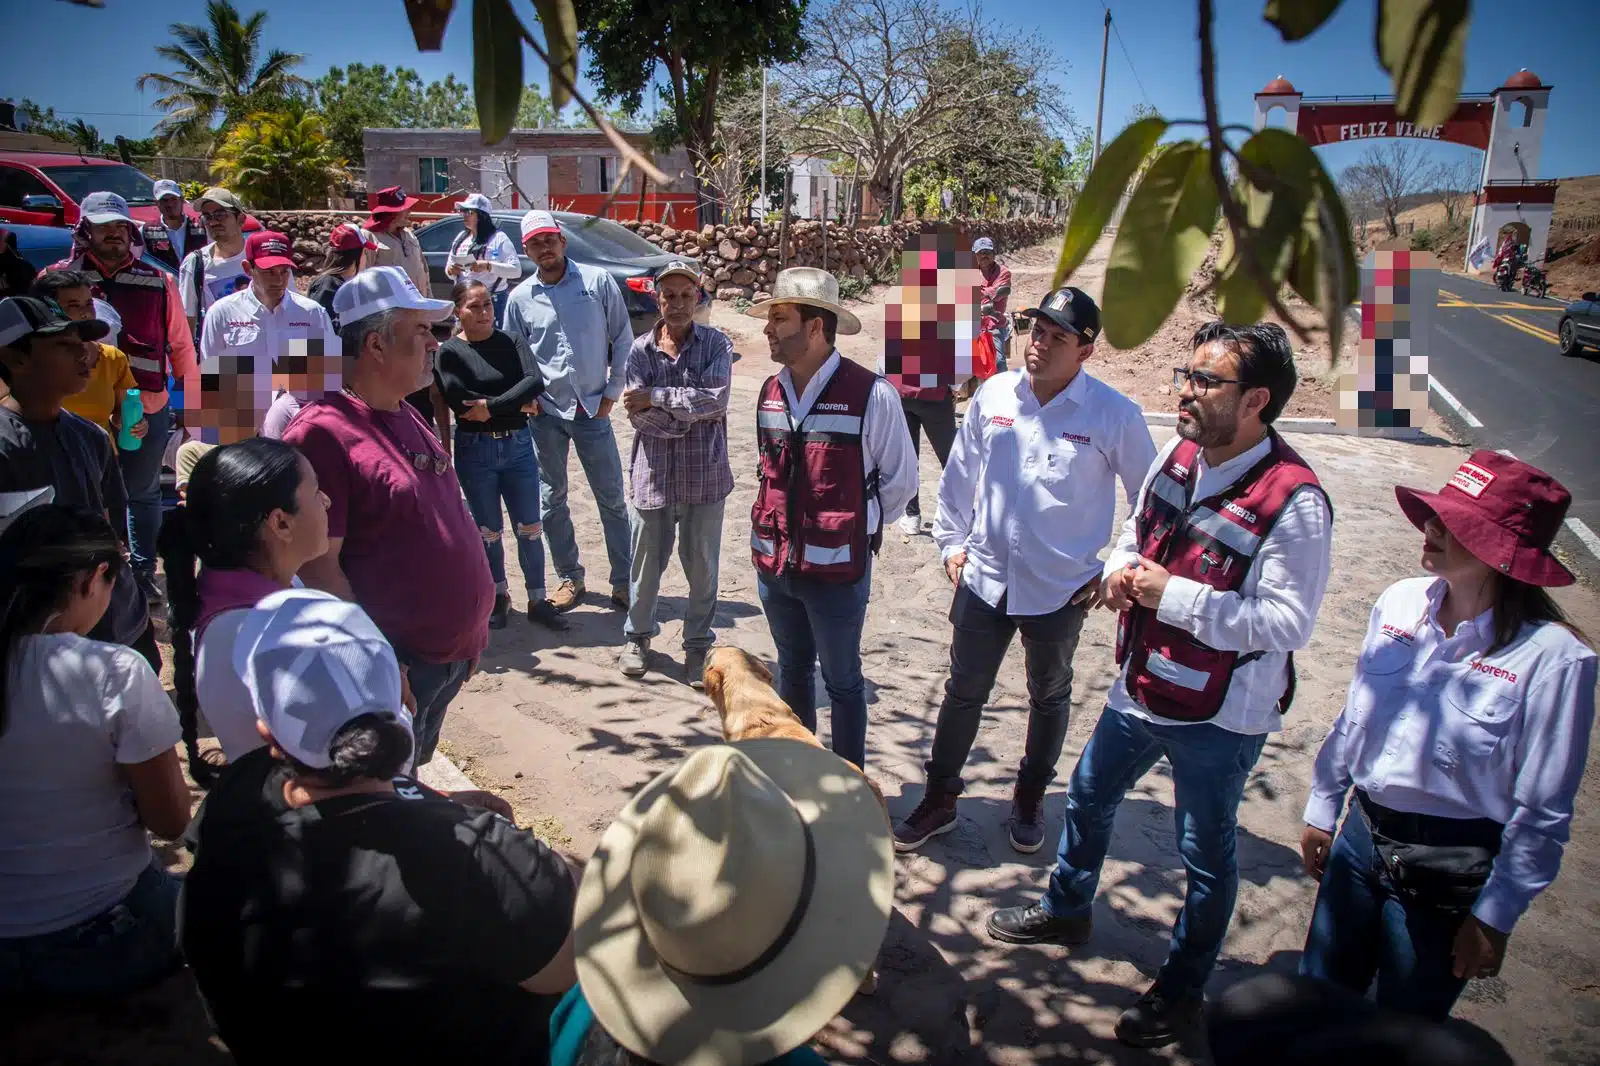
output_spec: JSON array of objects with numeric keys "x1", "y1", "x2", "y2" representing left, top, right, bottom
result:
[
  {"x1": 369, "y1": 186, "x2": 421, "y2": 221},
  {"x1": 329, "y1": 223, "x2": 377, "y2": 252},
  {"x1": 1395, "y1": 450, "x2": 1574, "y2": 587},
  {"x1": 244, "y1": 230, "x2": 296, "y2": 270}
]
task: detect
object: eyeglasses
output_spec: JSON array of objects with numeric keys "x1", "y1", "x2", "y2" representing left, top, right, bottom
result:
[
  {"x1": 200, "y1": 210, "x2": 235, "y2": 224},
  {"x1": 1172, "y1": 367, "x2": 1244, "y2": 396}
]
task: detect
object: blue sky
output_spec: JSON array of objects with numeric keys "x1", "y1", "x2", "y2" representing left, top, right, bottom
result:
[{"x1": 4, "y1": 0, "x2": 1596, "y2": 179}]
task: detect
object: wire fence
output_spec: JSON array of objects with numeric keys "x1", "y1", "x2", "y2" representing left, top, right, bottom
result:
[{"x1": 1557, "y1": 215, "x2": 1600, "y2": 232}]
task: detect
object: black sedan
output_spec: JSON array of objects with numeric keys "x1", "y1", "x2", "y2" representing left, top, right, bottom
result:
[
  {"x1": 1557, "y1": 290, "x2": 1600, "y2": 357},
  {"x1": 414, "y1": 210, "x2": 680, "y2": 337}
]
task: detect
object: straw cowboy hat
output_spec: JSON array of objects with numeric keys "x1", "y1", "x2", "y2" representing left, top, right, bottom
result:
[
  {"x1": 573, "y1": 741, "x2": 893, "y2": 1066},
  {"x1": 744, "y1": 267, "x2": 862, "y2": 335}
]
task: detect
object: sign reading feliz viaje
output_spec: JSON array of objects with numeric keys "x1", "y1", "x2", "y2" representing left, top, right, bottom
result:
[{"x1": 1336, "y1": 120, "x2": 1449, "y2": 141}]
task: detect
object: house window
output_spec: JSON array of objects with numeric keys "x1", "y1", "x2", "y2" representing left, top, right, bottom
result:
[
  {"x1": 599, "y1": 156, "x2": 618, "y2": 193},
  {"x1": 418, "y1": 157, "x2": 450, "y2": 195}
]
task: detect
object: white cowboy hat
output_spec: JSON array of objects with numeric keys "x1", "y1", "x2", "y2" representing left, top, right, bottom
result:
[
  {"x1": 743, "y1": 266, "x2": 862, "y2": 335},
  {"x1": 573, "y1": 741, "x2": 893, "y2": 1066}
]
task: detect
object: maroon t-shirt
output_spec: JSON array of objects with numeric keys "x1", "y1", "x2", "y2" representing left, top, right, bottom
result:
[{"x1": 282, "y1": 392, "x2": 493, "y2": 664}]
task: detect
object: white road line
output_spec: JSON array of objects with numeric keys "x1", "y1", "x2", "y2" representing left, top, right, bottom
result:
[
  {"x1": 1566, "y1": 518, "x2": 1600, "y2": 562},
  {"x1": 1428, "y1": 377, "x2": 1483, "y2": 428}
]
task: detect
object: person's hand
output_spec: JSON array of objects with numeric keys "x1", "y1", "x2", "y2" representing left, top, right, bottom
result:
[
  {"x1": 1072, "y1": 575, "x2": 1102, "y2": 608},
  {"x1": 471, "y1": 259, "x2": 491, "y2": 273},
  {"x1": 1453, "y1": 916, "x2": 1508, "y2": 980},
  {"x1": 461, "y1": 399, "x2": 490, "y2": 422},
  {"x1": 1300, "y1": 825, "x2": 1334, "y2": 881},
  {"x1": 1101, "y1": 564, "x2": 1137, "y2": 611},
  {"x1": 597, "y1": 397, "x2": 616, "y2": 419},
  {"x1": 130, "y1": 416, "x2": 148, "y2": 440},
  {"x1": 622, "y1": 389, "x2": 652, "y2": 414},
  {"x1": 944, "y1": 550, "x2": 967, "y2": 588},
  {"x1": 1128, "y1": 556, "x2": 1172, "y2": 609},
  {"x1": 399, "y1": 665, "x2": 417, "y2": 721},
  {"x1": 448, "y1": 789, "x2": 516, "y2": 822},
  {"x1": 445, "y1": 263, "x2": 462, "y2": 278}
]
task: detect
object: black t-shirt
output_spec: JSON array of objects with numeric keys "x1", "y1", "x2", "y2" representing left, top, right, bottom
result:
[
  {"x1": 436, "y1": 331, "x2": 546, "y2": 434},
  {"x1": 0, "y1": 405, "x2": 146, "y2": 644},
  {"x1": 306, "y1": 273, "x2": 345, "y2": 330},
  {"x1": 181, "y1": 748, "x2": 574, "y2": 1066}
]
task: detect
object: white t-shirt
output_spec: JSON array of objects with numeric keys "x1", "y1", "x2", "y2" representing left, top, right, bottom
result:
[
  {"x1": 180, "y1": 245, "x2": 249, "y2": 320},
  {"x1": 0, "y1": 633, "x2": 181, "y2": 937},
  {"x1": 449, "y1": 228, "x2": 521, "y2": 292},
  {"x1": 193, "y1": 575, "x2": 304, "y2": 762},
  {"x1": 167, "y1": 221, "x2": 192, "y2": 262}
]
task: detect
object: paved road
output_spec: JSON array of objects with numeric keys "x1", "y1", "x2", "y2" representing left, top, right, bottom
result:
[{"x1": 1427, "y1": 271, "x2": 1600, "y2": 581}]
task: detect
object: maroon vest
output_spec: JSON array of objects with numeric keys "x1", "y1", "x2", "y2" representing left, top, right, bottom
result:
[
  {"x1": 751, "y1": 359, "x2": 881, "y2": 584},
  {"x1": 1114, "y1": 432, "x2": 1329, "y2": 722},
  {"x1": 60, "y1": 253, "x2": 171, "y2": 392}
]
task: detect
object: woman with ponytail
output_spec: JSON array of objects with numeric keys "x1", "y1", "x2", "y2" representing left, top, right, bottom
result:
[
  {"x1": 0, "y1": 504, "x2": 191, "y2": 998},
  {"x1": 157, "y1": 437, "x2": 329, "y2": 786}
]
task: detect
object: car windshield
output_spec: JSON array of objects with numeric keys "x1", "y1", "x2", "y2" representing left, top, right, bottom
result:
[
  {"x1": 559, "y1": 215, "x2": 663, "y2": 261},
  {"x1": 41, "y1": 164, "x2": 157, "y2": 207},
  {"x1": 417, "y1": 217, "x2": 466, "y2": 253}
]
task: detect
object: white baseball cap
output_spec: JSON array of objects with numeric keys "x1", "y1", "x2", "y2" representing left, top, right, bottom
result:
[
  {"x1": 79, "y1": 191, "x2": 134, "y2": 226},
  {"x1": 456, "y1": 192, "x2": 493, "y2": 214},
  {"x1": 232, "y1": 588, "x2": 412, "y2": 770},
  {"x1": 971, "y1": 237, "x2": 995, "y2": 253},
  {"x1": 332, "y1": 265, "x2": 453, "y2": 329},
  {"x1": 152, "y1": 179, "x2": 183, "y2": 202},
  {"x1": 521, "y1": 209, "x2": 561, "y2": 240}
]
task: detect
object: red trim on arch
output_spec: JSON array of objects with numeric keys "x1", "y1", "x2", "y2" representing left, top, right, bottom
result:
[{"x1": 1475, "y1": 183, "x2": 1558, "y2": 206}]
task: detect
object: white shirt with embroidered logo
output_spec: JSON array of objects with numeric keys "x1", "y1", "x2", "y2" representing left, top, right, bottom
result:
[
  {"x1": 934, "y1": 367, "x2": 1155, "y2": 615},
  {"x1": 199, "y1": 286, "x2": 341, "y2": 429},
  {"x1": 1304, "y1": 575, "x2": 1597, "y2": 933},
  {"x1": 1104, "y1": 431, "x2": 1334, "y2": 736},
  {"x1": 773, "y1": 351, "x2": 918, "y2": 539}
]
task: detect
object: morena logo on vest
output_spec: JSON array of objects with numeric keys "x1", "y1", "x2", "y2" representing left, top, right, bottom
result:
[{"x1": 1223, "y1": 500, "x2": 1258, "y2": 524}]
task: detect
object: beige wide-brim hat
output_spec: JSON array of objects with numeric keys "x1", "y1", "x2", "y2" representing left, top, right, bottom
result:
[
  {"x1": 573, "y1": 741, "x2": 893, "y2": 1066},
  {"x1": 743, "y1": 266, "x2": 862, "y2": 335}
]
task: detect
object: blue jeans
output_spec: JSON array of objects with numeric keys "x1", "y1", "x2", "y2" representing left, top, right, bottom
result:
[
  {"x1": 1299, "y1": 805, "x2": 1471, "y2": 1019},
  {"x1": 455, "y1": 426, "x2": 548, "y2": 601},
  {"x1": 403, "y1": 656, "x2": 474, "y2": 767},
  {"x1": 530, "y1": 409, "x2": 632, "y2": 590},
  {"x1": 117, "y1": 402, "x2": 172, "y2": 572},
  {"x1": 1042, "y1": 707, "x2": 1267, "y2": 996},
  {"x1": 492, "y1": 287, "x2": 509, "y2": 327},
  {"x1": 756, "y1": 564, "x2": 873, "y2": 769},
  {"x1": 625, "y1": 500, "x2": 725, "y2": 650},
  {"x1": 0, "y1": 859, "x2": 180, "y2": 998}
]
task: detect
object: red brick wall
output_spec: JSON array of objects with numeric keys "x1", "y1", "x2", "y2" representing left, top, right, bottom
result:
[{"x1": 548, "y1": 155, "x2": 581, "y2": 196}]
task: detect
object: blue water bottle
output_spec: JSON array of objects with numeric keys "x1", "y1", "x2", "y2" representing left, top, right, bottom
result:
[{"x1": 118, "y1": 389, "x2": 143, "y2": 451}]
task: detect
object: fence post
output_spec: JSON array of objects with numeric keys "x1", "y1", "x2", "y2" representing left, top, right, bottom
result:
[{"x1": 822, "y1": 190, "x2": 829, "y2": 274}]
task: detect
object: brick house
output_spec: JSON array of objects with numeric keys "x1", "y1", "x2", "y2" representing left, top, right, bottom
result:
[{"x1": 361, "y1": 127, "x2": 697, "y2": 222}]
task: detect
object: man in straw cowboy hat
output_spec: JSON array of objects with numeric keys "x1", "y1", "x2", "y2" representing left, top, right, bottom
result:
[
  {"x1": 742, "y1": 267, "x2": 918, "y2": 770},
  {"x1": 554, "y1": 741, "x2": 893, "y2": 1066}
]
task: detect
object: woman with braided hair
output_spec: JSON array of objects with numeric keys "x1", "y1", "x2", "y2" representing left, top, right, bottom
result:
[{"x1": 156, "y1": 438, "x2": 329, "y2": 786}]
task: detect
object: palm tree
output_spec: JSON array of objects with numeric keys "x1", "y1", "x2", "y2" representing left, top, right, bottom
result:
[
  {"x1": 65, "y1": 119, "x2": 104, "y2": 155},
  {"x1": 136, "y1": 0, "x2": 307, "y2": 148},
  {"x1": 211, "y1": 102, "x2": 349, "y2": 209}
]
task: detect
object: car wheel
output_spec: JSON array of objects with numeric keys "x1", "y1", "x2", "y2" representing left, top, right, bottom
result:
[{"x1": 1558, "y1": 318, "x2": 1582, "y2": 356}]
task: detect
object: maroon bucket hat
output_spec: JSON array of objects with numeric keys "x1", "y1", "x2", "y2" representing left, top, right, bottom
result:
[{"x1": 1395, "y1": 449, "x2": 1574, "y2": 587}]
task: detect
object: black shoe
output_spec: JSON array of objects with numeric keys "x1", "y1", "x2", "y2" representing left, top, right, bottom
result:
[
  {"x1": 488, "y1": 593, "x2": 511, "y2": 630},
  {"x1": 1114, "y1": 986, "x2": 1203, "y2": 1048},
  {"x1": 1008, "y1": 780, "x2": 1047, "y2": 854},
  {"x1": 986, "y1": 903, "x2": 1092, "y2": 946},
  {"x1": 892, "y1": 788, "x2": 958, "y2": 852},
  {"x1": 527, "y1": 599, "x2": 571, "y2": 631}
]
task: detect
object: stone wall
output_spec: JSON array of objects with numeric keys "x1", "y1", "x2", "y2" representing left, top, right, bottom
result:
[{"x1": 255, "y1": 211, "x2": 371, "y2": 272}]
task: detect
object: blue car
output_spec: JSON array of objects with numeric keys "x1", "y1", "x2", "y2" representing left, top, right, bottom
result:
[{"x1": 8, "y1": 221, "x2": 177, "y2": 277}]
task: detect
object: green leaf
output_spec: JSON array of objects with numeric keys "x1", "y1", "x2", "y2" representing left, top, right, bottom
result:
[
  {"x1": 531, "y1": 0, "x2": 579, "y2": 114},
  {"x1": 1216, "y1": 227, "x2": 1267, "y2": 327},
  {"x1": 1051, "y1": 115, "x2": 1169, "y2": 289},
  {"x1": 1212, "y1": 128, "x2": 1320, "y2": 327},
  {"x1": 1377, "y1": 0, "x2": 1470, "y2": 128},
  {"x1": 1103, "y1": 143, "x2": 1220, "y2": 349},
  {"x1": 473, "y1": 0, "x2": 524, "y2": 144},
  {"x1": 1264, "y1": 0, "x2": 1344, "y2": 41}
]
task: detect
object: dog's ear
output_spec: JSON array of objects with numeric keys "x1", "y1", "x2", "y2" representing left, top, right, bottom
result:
[
  {"x1": 750, "y1": 655, "x2": 773, "y2": 685},
  {"x1": 702, "y1": 662, "x2": 724, "y2": 703}
]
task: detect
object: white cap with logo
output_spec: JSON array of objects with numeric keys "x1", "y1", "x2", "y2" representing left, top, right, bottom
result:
[
  {"x1": 232, "y1": 588, "x2": 413, "y2": 770},
  {"x1": 520, "y1": 209, "x2": 561, "y2": 241},
  {"x1": 152, "y1": 179, "x2": 184, "y2": 202},
  {"x1": 456, "y1": 192, "x2": 494, "y2": 214},
  {"x1": 332, "y1": 265, "x2": 454, "y2": 329},
  {"x1": 79, "y1": 191, "x2": 134, "y2": 226}
]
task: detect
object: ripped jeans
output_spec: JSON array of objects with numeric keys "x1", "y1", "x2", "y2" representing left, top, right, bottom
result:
[{"x1": 454, "y1": 426, "x2": 548, "y2": 602}]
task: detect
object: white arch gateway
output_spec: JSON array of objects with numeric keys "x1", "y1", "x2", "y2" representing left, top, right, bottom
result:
[{"x1": 1253, "y1": 70, "x2": 1556, "y2": 272}]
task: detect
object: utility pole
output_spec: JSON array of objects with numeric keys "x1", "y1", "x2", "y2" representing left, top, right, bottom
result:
[
  {"x1": 760, "y1": 68, "x2": 769, "y2": 217},
  {"x1": 1092, "y1": 9, "x2": 1111, "y2": 167}
]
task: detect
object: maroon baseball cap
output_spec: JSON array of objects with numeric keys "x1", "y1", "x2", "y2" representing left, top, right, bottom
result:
[
  {"x1": 329, "y1": 223, "x2": 377, "y2": 252},
  {"x1": 369, "y1": 186, "x2": 420, "y2": 221},
  {"x1": 244, "y1": 230, "x2": 296, "y2": 271},
  {"x1": 1395, "y1": 450, "x2": 1574, "y2": 587}
]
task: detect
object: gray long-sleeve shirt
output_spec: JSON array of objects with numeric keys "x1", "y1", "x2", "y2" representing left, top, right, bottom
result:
[{"x1": 502, "y1": 258, "x2": 633, "y2": 420}]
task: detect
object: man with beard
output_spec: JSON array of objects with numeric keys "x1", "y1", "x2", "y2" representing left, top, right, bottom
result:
[
  {"x1": 985, "y1": 321, "x2": 1333, "y2": 1049},
  {"x1": 142, "y1": 180, "x2": 207, "y2": 272},
  {"x1": 49, "y1": 191, "x2": 197, "y2": 607}
]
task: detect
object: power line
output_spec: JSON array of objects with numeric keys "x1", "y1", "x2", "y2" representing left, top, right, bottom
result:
[{"x1": 1094, "y1": 1, "x2": 1156, "y2": 114}]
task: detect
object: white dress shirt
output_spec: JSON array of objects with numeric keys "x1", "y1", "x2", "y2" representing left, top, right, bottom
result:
[
  {"x1": 1105, "y1": 432, "x2": 1334, "y2": 736},
  {"x1": 1305, "y1": 576, "x2": 1597, "y2": 933},
  {"x1": 776, "y1": 351, "x2": 918, "y2": 536},
  {"x1": 933, "y1": 368, "x2": 1154, "y2": 615},
  {"x1": 200, "y1": 287, "x2": 341, "y2": 428}
]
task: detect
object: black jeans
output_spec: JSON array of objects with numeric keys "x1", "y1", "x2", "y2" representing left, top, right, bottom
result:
[
  {"x1": 925, "y1": 584, "x2": 1088, "y2": 794},
  {"x1": 901, "y1": 394, "x2": 957, "y2": 518}
]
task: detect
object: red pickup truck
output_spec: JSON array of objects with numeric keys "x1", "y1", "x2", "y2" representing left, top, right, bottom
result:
[{"x1": 0, "y1": 151, "x2": 164, "y2": 227}]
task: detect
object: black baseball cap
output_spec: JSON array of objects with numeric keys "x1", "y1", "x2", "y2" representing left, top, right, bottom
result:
[
  {"x1": 0, "y1": 296, "x2": 110, "y2": 349},
  {"x1": 1022, "y1": 286, "x2": 1100, "y2": 342}
]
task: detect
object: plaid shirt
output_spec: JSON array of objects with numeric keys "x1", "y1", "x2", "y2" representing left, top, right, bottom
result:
[{"x1": 624, "y1": 322, "x2": 734, "y2": 509}]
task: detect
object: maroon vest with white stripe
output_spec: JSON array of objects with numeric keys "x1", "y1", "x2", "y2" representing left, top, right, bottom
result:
[
  {"x1": 1114, "y1": 432, "x2": 1328, "y2": 722},
  {"x1": 57, "y1": 253, "x2": 171, "y2": 392},
  {"x1": 751, "y1": 359, "x2": 881, "y2": 584}
]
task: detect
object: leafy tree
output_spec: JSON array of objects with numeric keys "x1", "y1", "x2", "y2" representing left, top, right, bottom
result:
[
  {"x1": 3, "y1": 99, "x2": 76, "y2": 144},
  {"x1": 65, "y1": 119, "x2": 105, "y2": 155},
  {"x1": 137, "y1": 0, "x2": 307, "y2": 148},
  {"x1": 211, "y1": 101, "x2": 348, "y2": 209},
  {"x1": 315, "y1": 65, "x2": 477, "y2": 164},
  {"x1": 572, "y1": 0, "x2": 808, "y2": 223}
]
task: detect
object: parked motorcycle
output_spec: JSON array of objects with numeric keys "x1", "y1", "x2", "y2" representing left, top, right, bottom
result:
[
  {"x1": 1495, "y1": 259, "x2": 1516, "y2": 293},
  {"x1": 1521, "y1": 263, "x2": 1550, "y2": 299}
]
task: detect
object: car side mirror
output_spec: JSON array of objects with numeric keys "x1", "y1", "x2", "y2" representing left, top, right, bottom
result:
[
  {"x1": 21, "y1": 193, "x2": 63, "y2": 219},
  {"x1": 1584, "y1": 292, "x2": 1599, "y2": 303}
]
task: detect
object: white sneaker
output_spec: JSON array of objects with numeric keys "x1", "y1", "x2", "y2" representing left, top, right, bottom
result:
[{"x1": 898, "y1": 513, "x2": 920, "y2": 538}]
